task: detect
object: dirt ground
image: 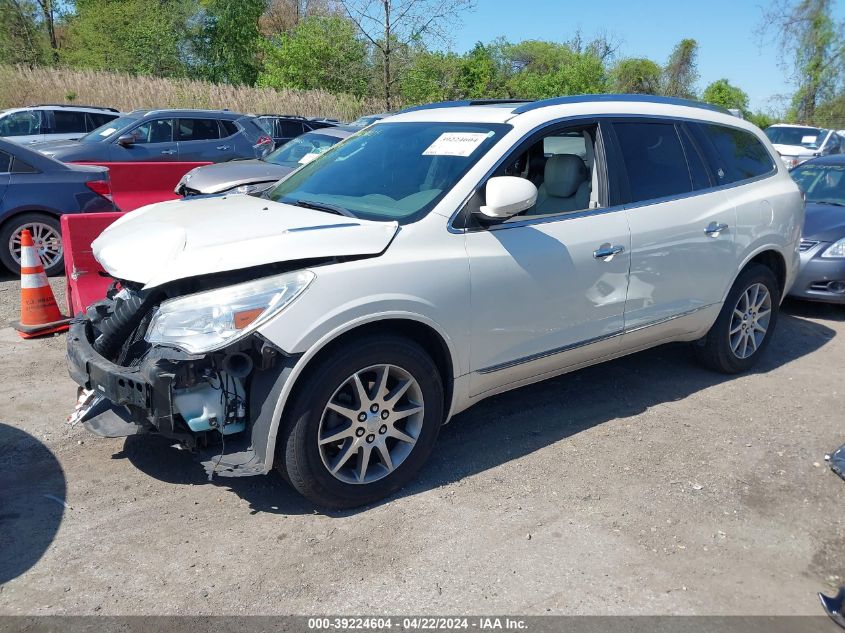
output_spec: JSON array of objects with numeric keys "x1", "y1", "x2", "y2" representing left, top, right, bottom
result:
[{"x1": 0, "y1": 270, "x2": 843, "y2": 617}]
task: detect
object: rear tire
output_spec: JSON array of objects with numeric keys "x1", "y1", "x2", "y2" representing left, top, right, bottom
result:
[
  {"x1": 277, "y1": 335, "x2": 444, "y2": 509},
  {"x1": 0, "y1": 212, "x2": 64, "y2": 276},
  {"x1": 694, "y1": 264, "x2": 780, "y2": 374}
]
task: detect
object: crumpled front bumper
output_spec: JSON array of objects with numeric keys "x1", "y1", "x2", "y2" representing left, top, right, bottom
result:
[{"x1": 66, "y1": 318, "x2": 205, "y2": 439}]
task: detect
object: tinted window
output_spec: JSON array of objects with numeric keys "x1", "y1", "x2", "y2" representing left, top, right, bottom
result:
[
  {"x1": 87, "y1": 112, "x2": 116, "y2": 129},
  {"x1": 177, "y1": 118, "x2": 220, "y2": 141},
  {"x1": 0, "y1": 110, "x2": 42, "y2": 136},
  {"x1": 679, "y1": 126, "x2": 711, "y2": 190},
  {"x1": 614, "y1": 122, "x2": 691, "y2": 202},
  {"x1": 11, "y1": 157, "x2": 38, "y2": 173},
  {"x1": 52, "y1": 110, "x2": 87, "y2": 133},
  {"x1": 693, "y1": 123, "x2": 775, "y2": 184},
  {"x1": 279, "y1": 121, "x2": 304, "y2": 138},
  {"x1": 129, "y1": 119, "x2": 174, "y2": 144},
  {"x1": 0, "y1": 151, "x2": 10, "y2": 172},
  {"x1": 790, "y1": 163, "x2": 845, "y2": 205},
  {"x1": 220, "y1": 120, "x2": 238, "y2": 137}
]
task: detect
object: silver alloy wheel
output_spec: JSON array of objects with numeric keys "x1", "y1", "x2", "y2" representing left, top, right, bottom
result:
[
  {"x1": 729, "y1": 282, "x2": 772, "y2": 360},
  {"x1": 10, "y1": 222, "x2": 63, "y2": 269},
  {"x1": 317, "y1": 364, "x2": 424, "y2": 485}
]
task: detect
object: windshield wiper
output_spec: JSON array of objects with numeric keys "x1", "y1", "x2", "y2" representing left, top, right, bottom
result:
[
  {"x1": 293, "y1": 198, "x2": 356, "y2": 217},
  {"x1": 814, "y1": 200, "x2": 845, "y2": 207}
]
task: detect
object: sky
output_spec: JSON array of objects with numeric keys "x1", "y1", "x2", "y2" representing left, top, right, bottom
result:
[{"x1": 448, "y1": 0, "x2": 844, "y2": 113}]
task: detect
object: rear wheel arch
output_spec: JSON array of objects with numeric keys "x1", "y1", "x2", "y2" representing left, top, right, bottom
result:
[
  {"x1": 725, "y1": 247, "x2": 788, "y2": 302},
  {"x1": 0, "y1": 209, "x2": 64, "y2": 275}
]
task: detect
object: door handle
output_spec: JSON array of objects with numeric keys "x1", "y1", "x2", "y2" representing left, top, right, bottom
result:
[
  {"x1": 705, "y1": 222, "x2": 729, "y2": 237},
  {"x1": 593, "y1": 244, "x2": 625, "y2": 261},
  {"x1": 160, "y1": 149, "x2": 176, "y2": 155},
  {"x1": 216, "y1": 145, "x2": 230, "y2": 150}
]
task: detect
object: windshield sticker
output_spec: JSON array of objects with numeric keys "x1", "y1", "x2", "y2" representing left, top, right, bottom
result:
[
  {"x1": 99, "y1": 127, "x2": 117, "y2": 137},
  {"x1": 298, "y1": 152, "x2": 322, "y2": 164},
  {"x1": 422, "y1": 132, "x2": 490, "y2": 157},
  {"x1": 801, "y1": 135, "x2": 818, "y2": 144}
]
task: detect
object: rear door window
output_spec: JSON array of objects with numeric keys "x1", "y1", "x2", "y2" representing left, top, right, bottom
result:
[
  {"x1": 177, "y1": 118, "x2": 221, "y2": 141},
  {"x1": 691, "y1": 123, "x2": 776, "y2": 184},
  {"x1": 613, "y1": 121, "x2": 692, "y2": 203},
  {"x1": 52, "y1": 110, "x2": 88, "y2": 133},
  {"x1": 219, "y1": 120, "x2": 239, "y2": 137}
]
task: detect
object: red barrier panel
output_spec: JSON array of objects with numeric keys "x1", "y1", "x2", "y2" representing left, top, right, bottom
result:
[
  {"x1": 61, "y1": 212, "x2": 126, "y2": 315},
  {"x1": 73, "y1": 161, "x2": 209, "y2": 211}
]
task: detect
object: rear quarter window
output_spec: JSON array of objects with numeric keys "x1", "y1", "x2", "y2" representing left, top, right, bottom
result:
[
  {"x1": 691, "y1": 123, "x2": 776, "y2": 185},
  {"x1": 220, "y1": 120, "x2": 239, "y2": 137}
]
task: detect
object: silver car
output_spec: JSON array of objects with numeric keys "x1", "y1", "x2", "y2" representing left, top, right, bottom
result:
[
  {"x1": 67, "y1": 96, "x2": 803, "y2": 509},
  {"x1": 175, "y1": 126, "x2": 354, "y2": 196}
]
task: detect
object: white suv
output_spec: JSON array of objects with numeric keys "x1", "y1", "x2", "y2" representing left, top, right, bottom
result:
[
  {"x1": 0, "y1": 104, "x2": 120, "y2": 145},
  {"x1": 67, "y1": 96, "x2": 804, "y2": 508}
]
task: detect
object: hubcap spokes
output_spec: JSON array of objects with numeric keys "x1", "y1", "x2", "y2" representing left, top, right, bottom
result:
[
  {"x1": 318, "y1": 364, "x2": 424, "y2": 485},
  {"x1": 729, "y1": 283, "x2": 772, "y2": 359},
  {"x1": 10, "y1": 223, "x2": 63, "y2": 269}
]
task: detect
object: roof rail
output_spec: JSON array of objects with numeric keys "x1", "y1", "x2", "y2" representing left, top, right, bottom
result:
[
  {"x1": 26, "y1": 103, "x2": 120, "y2": 112},
  {"x1": 510, "y1": 94, "x2": 730, "y2": 115},
  {"x1": 399, "y1": 98, "x2": 530, "y2": 114},
  {"x1": 256, "y1": 113, "x2": 309, "y2": 120}
]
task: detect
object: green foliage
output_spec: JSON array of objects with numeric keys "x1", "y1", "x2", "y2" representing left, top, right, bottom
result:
[
  {"x1": 258, "y1": 15, "x2": 369, "y2": 96},
  {"x1": 399, "y1": 49, "x2": 461, "y2": 104},
  {"x1": 499, "y1": 39, "x2": 607, "y2": 99},
  {"x1": 193, "y1": 0, "x2": 265, "y2": 85},
  {"x1": 702, "y1": 78, "x2": 750, "y2": 114},
  {"x1": 814, "y1": 94, "x2": 845, "y2": 129},
  {"x1": 747, "y1": 111, "x2": 776, "y2": 129},
  {"x1": 61, "y1": 0, "x2": 193, "y2": 76},
  {"x1": 0, "y1": 0, "x2": 51, "y2": 66},
  {"x1": 609, "y1": 58, "x2": 661, "y2": 94},
  {"x1": 663, "y1": 38, "x2": 699, "y2": 98}
]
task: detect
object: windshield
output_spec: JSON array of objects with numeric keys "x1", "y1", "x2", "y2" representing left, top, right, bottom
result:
[
  {"x1": 349, "y1": 115, "x2": 383, "y2": 128},
  {"x1": 266, "y1": 122, "x2": 510, "y2": 223},
  {"x1": 791, "y1": 163, "x2": 845, "y2": 205},
  {"x1": 264, "y1": 132, "x2": 343, "y2": 167},
  {"x1": 765, "y1": 126, "x2": 826, "y2": 150},
  {"x1": 79, "y1": 116, "x2": 138, "y2": 143}
]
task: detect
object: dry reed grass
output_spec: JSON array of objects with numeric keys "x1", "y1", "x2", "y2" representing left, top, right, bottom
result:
[{"x1": 0, "y1": 65, "x2": 386, "y2": 121}]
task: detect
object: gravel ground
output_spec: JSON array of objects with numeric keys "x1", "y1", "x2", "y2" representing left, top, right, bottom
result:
[{"x1": 0, "y1": 270, "x2": 843, "y2": 616}]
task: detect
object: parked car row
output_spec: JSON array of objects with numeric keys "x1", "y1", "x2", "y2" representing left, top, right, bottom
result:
[{"x1": 765, "y1": 123, "x2": 843, "y2": 169}]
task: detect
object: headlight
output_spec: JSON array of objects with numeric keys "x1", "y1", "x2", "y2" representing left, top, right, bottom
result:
[
  {"x1": 822, "y1": 238, "x2": 845, "y2": 258},
  {"x1": 235, "y1": 182, "x2": 273, "y2": 195},
  {"x1": 145, "y1": 270, "x2": 314, "y2": 353}
]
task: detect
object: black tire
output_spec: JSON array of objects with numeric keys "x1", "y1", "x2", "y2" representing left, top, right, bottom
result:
[
  {"x1": 694, "y1": 263, "x2": 781, "y2": 374},
  {"x1": 277, "y1": 334, "x2": 444, "y2": 509},
  {"x1": 0, "y1": 212, "x2": 64, "y2": 276}
]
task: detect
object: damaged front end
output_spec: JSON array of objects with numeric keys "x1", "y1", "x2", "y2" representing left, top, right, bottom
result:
[{"x1": 66, "y1": 272, "x2": 307, "y2": 478}]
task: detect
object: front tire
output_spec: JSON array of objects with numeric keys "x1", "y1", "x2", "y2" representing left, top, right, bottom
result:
[
  {"x1": 277, "y1": 335, "x2": 444, "y2": 509},
  {"x1": 0, "y1": 213, "x2": 64, "y2": 276},
  {"x1": 694, "y1": 263, "x2": 781, "y2": 373}
]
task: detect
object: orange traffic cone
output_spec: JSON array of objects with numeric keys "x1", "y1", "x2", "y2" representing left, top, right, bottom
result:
[{"x1": 11, "y1": 229, "x2": 71, "y2": 339}]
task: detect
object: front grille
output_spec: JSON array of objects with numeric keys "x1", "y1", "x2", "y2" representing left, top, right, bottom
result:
[{"x1": 800, "y1": 239, "x2": 819, "y2": 252}]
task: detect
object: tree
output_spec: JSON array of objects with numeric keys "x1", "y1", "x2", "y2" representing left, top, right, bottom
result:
[
  {"x1": 62, "y1": 0, "x2": 194, "y2": 76},
  {"x1": 662, "y1": 38, "x2": 699, "y2": 98},
  {"x1": 609, "y1": 57, "x2": 661, "y2": 94},
  {"x1": 500, "y1": 39, "x2": 607, "y2": 99},
  {"x1": 702, "y1": 78, "x2": 750, "y2": 115},
  {"x1": 258, "y1": 15, "x2": 370, "y2": 96},
  {"x1": 31, "y1": 0, "x2": 57, "y2": 62},
  {"x1": 260, "y1": 0, "x2": 336, "y2": 36},
  {"x1": 0, "y1": 0, "x2": 51, "y2": 66},
  {"x1": 337, "y1": 0, "x2": 475, "y2": 110},
  {"x1": 193, "y1": 0, "x2": 265, "y2": 85},
  {"x1": 759, "y1": 0, "x2": 843, "y2": 123}
]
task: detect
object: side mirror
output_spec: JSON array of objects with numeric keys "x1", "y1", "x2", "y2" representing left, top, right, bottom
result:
[
  {"x1": 477, "y1": 176, "x2": 538, "y2": 220},
  {"x1": 117, "y1": 134, "x2": 135, "y2": 146}
]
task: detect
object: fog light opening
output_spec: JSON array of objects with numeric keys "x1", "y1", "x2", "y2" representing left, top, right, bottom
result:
[{"x1": 827, "y1": 281, "x2": 845, "y2": 294}]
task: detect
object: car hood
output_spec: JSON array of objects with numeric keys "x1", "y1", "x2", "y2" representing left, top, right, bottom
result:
[
  {"x1": 181, "y1": 159, "x2": 295, "y2": 194},
  {"x1": 29, "y1": 139, "x2": 96, "y2": 160},
  {"x1": 773, "y1": 143, "x2": 817, "y2": 157},
  {"x1": 802, "y1": 202, "x2": 845, "y2": 242},
  {"x1": 92, "y1": 194, "x2": 399, "y2": 288}
]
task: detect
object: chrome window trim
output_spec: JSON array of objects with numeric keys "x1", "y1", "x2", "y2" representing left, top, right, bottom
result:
[
  {"x1": 448, "y1": 113, "x2": 779, "y2": 233},
  {"x1": 476, "y1": 305, "x2": 712, "y2": 375}
]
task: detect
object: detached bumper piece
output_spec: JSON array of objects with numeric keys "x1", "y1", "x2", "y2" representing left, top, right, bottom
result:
[
  {"x1": 819, "y1": 587, "x2": 845, "y2": 630},
  {"x1": 830, "y1": 442, "x2": 845, "y2": 482}
]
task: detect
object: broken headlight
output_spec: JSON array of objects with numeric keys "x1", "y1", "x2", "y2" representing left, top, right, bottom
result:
[{"x1": 145, "y1": 270, "x2": 314, "y2": 353}]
